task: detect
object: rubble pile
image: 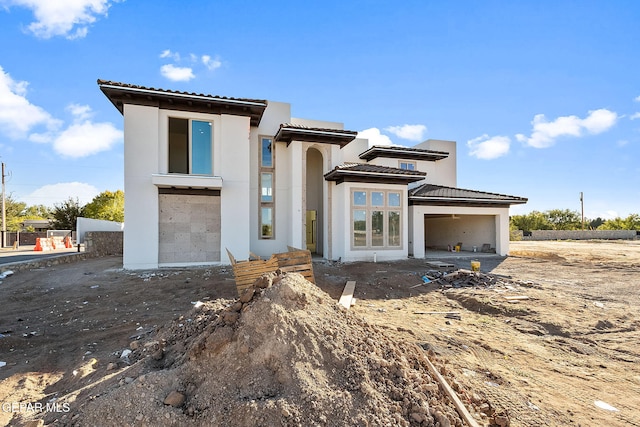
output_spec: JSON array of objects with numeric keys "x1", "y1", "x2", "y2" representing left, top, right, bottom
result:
[{"x1": 55, "y1": 272, "x2": 466, "y2": 427}]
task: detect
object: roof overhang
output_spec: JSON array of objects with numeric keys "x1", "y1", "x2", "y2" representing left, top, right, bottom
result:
[
  {"x1": 274, "y1": 124, "x2": 358, "y2": 147},
  {"x1": 98, "y1": 80, "x2": 268, "y2": 126},
  {"x1": 409, "y1": 196, "x2": 527, "y2": 208},
  {"x1": 359, "y1": 146, "x2": 449, "y2": 162},
  {"x1": 409, "y1": 183, "x2": 528, "y2": 207},
  {"x1": 324, "y1": 169, "x2": 426, "y2": 185}
]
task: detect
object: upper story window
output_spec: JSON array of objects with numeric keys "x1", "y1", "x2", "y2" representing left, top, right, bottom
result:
[
  {"x1": 399, "y1": 161, "x2": 416, "y2": 171},
  {"x1": 168, "y1": 117, "x2": 213, "y2": 175}
]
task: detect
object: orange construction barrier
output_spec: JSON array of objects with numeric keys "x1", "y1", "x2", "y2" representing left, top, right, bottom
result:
[{"x1": 34, "y1": 238, "x2": 43, "y2": 251}]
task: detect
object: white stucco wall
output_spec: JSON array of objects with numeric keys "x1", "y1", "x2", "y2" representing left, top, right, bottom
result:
[
  {"x1": 76, "y1": 217, "x2": 124, "y2": 244},
  {"x1": 123, "y1": 104, "x2": 160, "y2": 269},
  {"x1": 219, "y1": 114, "x2": 252, "y2": 263},
  {"x1": 411, "y1": 139, "x2": 457, "y2": 187}
]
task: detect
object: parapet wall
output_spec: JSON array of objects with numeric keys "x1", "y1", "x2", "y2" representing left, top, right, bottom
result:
[
  {"x1": 84, "y1": 231, "x2": 123, "y2": 256},
  {"x1": 521, "y1": 230, "x2": 638, "y2": 241}
]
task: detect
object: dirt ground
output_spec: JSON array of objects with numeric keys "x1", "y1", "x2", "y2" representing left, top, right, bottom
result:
[{"x1": 0, "y1": 240, "x2": 639, "y2": 426}]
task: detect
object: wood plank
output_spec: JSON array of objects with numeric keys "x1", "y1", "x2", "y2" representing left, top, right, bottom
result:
[
  {"x1": 338, "y1": 281, "x2": 356, "y2": 309},
  {"x1": 419, "y1": 348, "x2": 482, "y2": 427}
]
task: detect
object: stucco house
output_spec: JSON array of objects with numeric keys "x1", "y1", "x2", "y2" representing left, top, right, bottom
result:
[{"x1": 98, "y1": 80, "x2": 527, "y2": 269}]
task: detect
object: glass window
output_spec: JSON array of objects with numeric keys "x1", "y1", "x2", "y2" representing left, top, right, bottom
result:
[
  {"x1": 168, "y1": 118, "x2": 212, "y2": 174},
  {"x1": 350, "y1": 190, "x2": 403, "y2": 250},
  {"x1": 261, "y1": 138, "x2": 273, "y2": 167},
  {"x1": 261, "y1": 173, "x2": 273, "y2": 202},
  {"x1": 261, "y1": 207, "x2": 273, "y2": 238},
  {"x1": 168, "y1": 118, "x2": 189, "y2": 174},
  {"x1": 371, "y1": 211, "x2": 384, "y2": 246},
  {"x1": 400, "y1": 162, "x2": 416, "y2": 170},
  {"x1": 372, "y1": 192, "x2": 384, "y2": 207},
  {"x1": 259, "y1": 136, "x2": 275, "y2": 239},
  {"x1": 353, "y1": 191, "x2": 367, "y2": 206},
  {"x1": 353, "y1": 210, "x2": 367, "y2": 247},
  {"x1": 388, "y1": 211, "x2": 400, "y2": 246},
  {"x1": 388, "y1": 192, "x2": 401, "y2": 207},
  {"x1": 191, "y1": 121, "x2": 212, "y2": 174}
]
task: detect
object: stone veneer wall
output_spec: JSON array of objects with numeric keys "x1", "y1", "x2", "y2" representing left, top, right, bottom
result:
[
  {"x1": 521, "y1": 230, "x2": 637, "y2": 241},
  {"x1": 84, "y1": 231, "x2": 123, "y2": 256}
]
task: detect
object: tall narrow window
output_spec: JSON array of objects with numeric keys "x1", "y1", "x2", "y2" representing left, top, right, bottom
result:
[
  {"x1": 259, "y1": 136, "x2": 275, "y2": 239},
  {"x1": 168, "y1": 117, "x2": 213, "y2": 175},
  {"x1": 261, "y1": 207, "x2": 273, "y2": 238},
  {"x1": 261, "y1": 173, "x2": 273, "y2": 202},
  {"x1": 353, "y1": 210, "x2": 367, "y2": 247}
]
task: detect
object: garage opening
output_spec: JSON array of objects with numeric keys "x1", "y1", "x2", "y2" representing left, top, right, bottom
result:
[{"x1": 424, "y1": 214, "x2": 495, "y2": 253}]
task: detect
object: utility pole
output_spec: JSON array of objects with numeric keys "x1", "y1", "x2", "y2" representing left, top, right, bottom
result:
[
  {"x1": 580, "y1": 192, "x2": 584, "y2": 230},
  {"x1": 1, "y1": 162, "x2": 5, "y2": 248}
]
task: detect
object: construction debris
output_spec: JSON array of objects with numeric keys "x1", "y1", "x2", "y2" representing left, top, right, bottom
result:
[{"x1": 338, "y1": 280, "x2": 356, "y2": 309}]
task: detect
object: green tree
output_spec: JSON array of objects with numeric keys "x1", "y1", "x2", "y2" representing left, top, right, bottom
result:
[
  {"x1": 599, "y1": 214, "x2": 640, "y2": 230},
  {"x1": 546, "y1": 209, "x2": 581, "y2": 230},
  {"x1": 83, "y1": 190, "x2": 124, "y2": 222},
  {"x1": 1, "y1": 195, "x2": 51, "y2": 232},
  {"x1": 588, "y1": 217, "x2": 605, "y2": 229},
  {"x1": 510, "y1": 211, "x2": 551, "y2": 232},
  {"x1": 51, "y1": 198, "x2": 84, "y2": 230}
]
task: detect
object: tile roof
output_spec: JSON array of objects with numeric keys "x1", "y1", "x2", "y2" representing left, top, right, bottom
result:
[
  {"x1": 274, "y1": 123, "x2": 358, "y2": 147},
  {"x1": 97, "y1": 80, "x2": 268, "y2": 126},
  {"x1": 359, "y1": 145, "x2": 449, "y2": 162},
  {"x1": 324, "y1": 163, "x2": 426, "y2": 184},
  {"x1": 409, "y1": 184, "x2": 527, "y2": 206}
]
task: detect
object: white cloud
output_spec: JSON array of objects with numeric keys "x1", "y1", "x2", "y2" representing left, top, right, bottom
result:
[
  {"x1": 67, "y1": 103, "x2": 93, "y2": 121},
  {"x1": 467, "y1": 134, "x2": 511, "y2": 160},
  {"x1": 384, "y1": 124, "x2": 427, "y2": 142},
  {"x1": 635, "y1": 95, "x2": 640, "y2": 102},
  {"x1": 160, "y1": 49, "x2": 180, "y2": 61},
  {"x1": 159, "y1": 50, "x2": 223, "y2": 81},
  {"x1": 21, "y1": 182, "x2": 99, "y2": 207},
  {"x1": 0, "y1": 67, "x2": 122, "y2": 157},
  {"x1": 2, "y1": 0, "x2": 117, "y2": 39},
  {"x1": 160, "y1": 64, "x2": 195, "y2": 82},
  {"x1": 630, "y1": 112, "x2": 640, "y2": 120},
  {"x1": 202, "y1": 55, "x2": 222, "y2": 71},
  {"x1": 617, "y1": 139, "x2": 629, "y2": 147},
  {"x1": 53, "y1": 104, "x2": 123, "y2": 158},
  {"x1": 517, "y1": 108, "x2": 618, "y2": 148},
  {"x1": 357, "y1": 128, "x2": 393, "y2": 147},
  {"x1": 0, "y1": 65, "x2": 61, "y2": 139}
]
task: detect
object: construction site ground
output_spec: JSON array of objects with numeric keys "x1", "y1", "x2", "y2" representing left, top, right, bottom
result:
[{"x1": 0, "y1": 240, "x2": 638, "y2": 426}]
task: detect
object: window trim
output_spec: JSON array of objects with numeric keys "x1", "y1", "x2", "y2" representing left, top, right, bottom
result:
[
  {"x1": 350, "y1": 189, "x2": 402, "y2": 250},
  {"x1": 168, "y1": 117, "x2": 214, "y2": 175},
  {"x1": 259, "y1": 135, "x2": 275, "y2": 239},
  {"x1": 399, "y1": 160, "x2": 417, "y2": 171}
]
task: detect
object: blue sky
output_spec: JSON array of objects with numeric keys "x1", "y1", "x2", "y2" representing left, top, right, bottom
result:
[{"x1": 0, "y1": 0, "x2": 638, "y2": 219}]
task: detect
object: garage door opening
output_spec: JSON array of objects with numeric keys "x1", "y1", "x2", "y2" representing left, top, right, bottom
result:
[{"x1": 424, "y1": 214, "x2": 496, "y2": 253}]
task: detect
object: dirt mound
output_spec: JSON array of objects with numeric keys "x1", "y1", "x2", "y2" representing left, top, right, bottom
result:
[{"x1": 44, "y1": 272, "x2": 464, "y2": 426}]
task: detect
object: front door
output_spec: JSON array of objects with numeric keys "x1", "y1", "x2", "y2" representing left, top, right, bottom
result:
[{"x1": 306, "y1": 210, "x2": 317, "y2": 252}]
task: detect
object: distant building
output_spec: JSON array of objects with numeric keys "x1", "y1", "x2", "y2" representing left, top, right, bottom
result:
[{"x1": 21, "y1": 219, "x2": 53, "y2": 232}]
